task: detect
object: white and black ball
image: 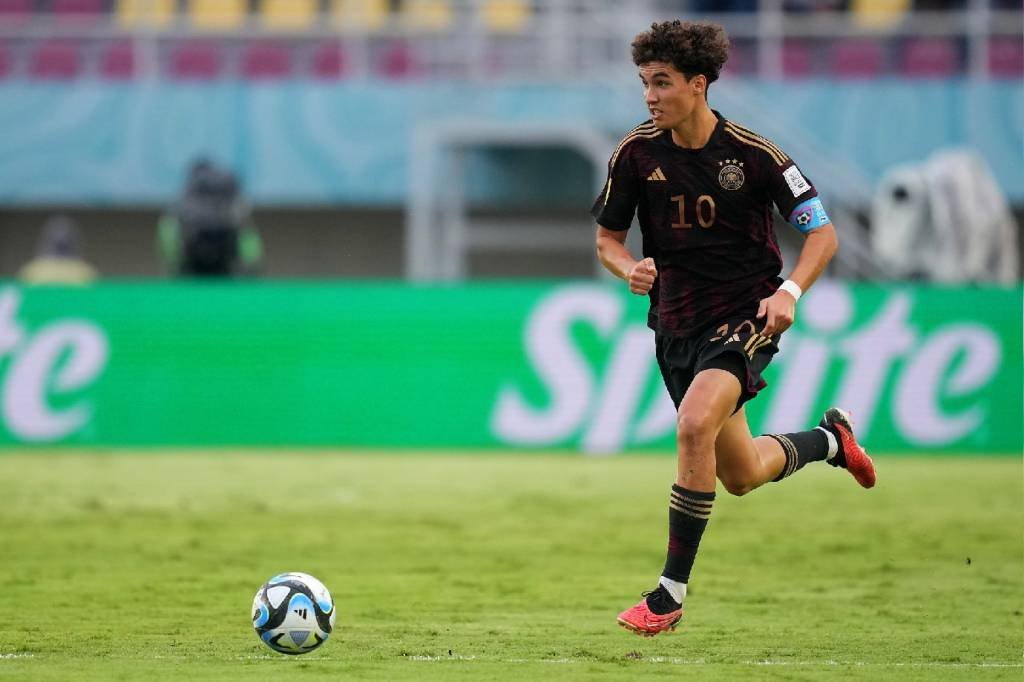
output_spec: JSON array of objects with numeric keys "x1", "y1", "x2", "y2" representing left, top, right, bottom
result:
[{"x1": 252, "y1": 572, "x2": 336, "y2": 655}]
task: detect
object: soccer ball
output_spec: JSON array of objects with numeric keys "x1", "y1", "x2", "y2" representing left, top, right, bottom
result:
[{"x1": 252, "y1": 572, "x2": 336, "y2": 655}]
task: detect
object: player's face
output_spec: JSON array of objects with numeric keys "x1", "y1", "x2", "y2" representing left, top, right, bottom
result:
[{"x1": 638, "y1": 62, "x2": 706, "y2": 129}]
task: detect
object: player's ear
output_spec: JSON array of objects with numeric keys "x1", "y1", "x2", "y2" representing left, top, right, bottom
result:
[{"x1": 690, "y1": 74, "x2": 706, "y2": 96}]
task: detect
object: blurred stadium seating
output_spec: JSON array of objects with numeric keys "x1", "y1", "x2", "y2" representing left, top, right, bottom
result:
[
  {"x1": 28, "y1": 39, "x2": 82, "y2": 78},
  {"x1": 169, "y1": 39, "x2": 223, "y2": 78},
  {"x1": 830, "y1": 38, "x2": 886, "y2": 78},
  {"x1": 0, "y1": 0, "x2": 1019, "y2": 281},
  {"x1": 0, "y1": 0, "x2": 1016, "y2": 80},
  {"x1": 900, "y1": 37, "x2": 959, "y2": 77}
]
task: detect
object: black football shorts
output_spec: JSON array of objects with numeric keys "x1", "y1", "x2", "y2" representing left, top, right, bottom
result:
[{"x1": 655, "y1": 316, "x2": 780, "y2": 413}]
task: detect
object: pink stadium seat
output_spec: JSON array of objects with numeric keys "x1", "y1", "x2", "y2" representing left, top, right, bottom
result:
[
  {"x1": 0, "y1": 42, "x2": 11, "y2": 78},
  {"x1": 29, "y1": 40, "x2": 82, "y2": 79},
  {"x1": 51, "y1": 0, "x2": 107, "y2": 22},
  {"x1": 310, "y1": 42, "x2": 346, "y2": 79},
  {"x1": 0, "y1": 0, "x2": 32, "y2": 26},
  {"x1": 100, "y1": 40, "x2": 135, "y2": 78},
  {"x1": 721, "y1": 41, "x2": 753, "y2": 76},
  {"x1": 830, "y1": 39, "x2": 885, "y2": 78},
  {"x1": 900, "y1": 38, "x2": 957, "y2": 77},
  {"x1": 241, "y1": 42, "x2": 292, "y2": 79},
  {"x1": 377, "y1": 41, "x2": 420, "y2": 78},
  {"x1": 170, "y1": 41, "x2": 223, "y2": 79},
  {"x1": 782, "y1": 40, "x2": 814, "y2": 78},
  {"x1": 988, "y1": 37, "x2": 1023, "y2": 78}
]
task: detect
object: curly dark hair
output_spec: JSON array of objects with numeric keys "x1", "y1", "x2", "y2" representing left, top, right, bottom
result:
[{"x1": 631, "y1": 20, "x2": 730, "y2": 85}]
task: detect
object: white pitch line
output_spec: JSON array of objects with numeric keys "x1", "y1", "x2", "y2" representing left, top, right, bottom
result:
[
  {"x1": 401, "y1": 654, "x2": 1024, "y2": 669},
  {"x1": 0, "y1": 654, "x2": 34, "y2": 660},
  {"x1": 645, "y1": 659, "x2": 1024, "y2": 668}
]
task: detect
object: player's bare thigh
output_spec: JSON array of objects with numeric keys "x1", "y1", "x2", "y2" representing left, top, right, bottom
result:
[{"x1": 675, "y1": 369, "x2": 742, "y2": 489}]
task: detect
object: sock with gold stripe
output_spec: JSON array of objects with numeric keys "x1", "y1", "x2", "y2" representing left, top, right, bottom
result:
[
  {"x1": 768, "y1": 430, "x2": 830, "y2": 482},
  {"x1": 655, "y1": 485, "x2": 715, "y2": 613}
]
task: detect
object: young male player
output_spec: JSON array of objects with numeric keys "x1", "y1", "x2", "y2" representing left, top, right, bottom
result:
[{"x1": 593, "y1": 20, "x2": 876, "y2": 637}]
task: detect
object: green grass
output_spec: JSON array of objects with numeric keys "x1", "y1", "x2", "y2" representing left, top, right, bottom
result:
[{"x1": 0, "y1": 452, "x2": 1020, "y2": 681}]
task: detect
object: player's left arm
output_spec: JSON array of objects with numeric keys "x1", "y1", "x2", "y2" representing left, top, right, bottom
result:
[
  {"x1": 759, "y1": 221, "x2": 837, "y2": 334},
  {"x1": 758, "y1": 188, "x2": 838, "y2": 336}
]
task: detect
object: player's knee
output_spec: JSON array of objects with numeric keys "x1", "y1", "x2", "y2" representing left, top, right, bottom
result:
[
  {"x1": 721, "y1": 477, "x2": 756, "y2": 497},
  {"x1": 676, "y1": 409, "x2": 717, "y2": 450}
]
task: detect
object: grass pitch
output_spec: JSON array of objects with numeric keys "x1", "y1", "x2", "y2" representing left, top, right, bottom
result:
[{"x1": 0, "y1": 451, "x2": 1020, "y2": 681}]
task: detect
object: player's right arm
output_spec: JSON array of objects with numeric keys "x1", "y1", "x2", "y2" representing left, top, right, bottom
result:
[
  {"x1": 596, "y1": 226, "x2": 657, "y2": 295},
  {"x1": 592, "y1": 125, "x2": 653, "y2": 294}
]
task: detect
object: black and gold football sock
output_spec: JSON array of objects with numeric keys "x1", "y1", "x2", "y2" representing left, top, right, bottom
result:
[
  {"x1": 654, "y1": 485, "x2": 715, "y2": 614},
  {"x1": 768, "y1": 429, "x2": 832, "y2": 482}
]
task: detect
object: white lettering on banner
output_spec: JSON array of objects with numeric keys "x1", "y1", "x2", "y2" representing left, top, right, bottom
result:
[
  {"x1": 0, "y1": 289, "x2": 109, "y2": 442},
  {"x1": 0, "y1": 291, "x2": 25, "y2": 356},
  {"x1": 762, "y1": 281, "x2": 849, "y2": 434},
  {"x1": 834, "y1": 293, "x2": 916, "y2": 439},
  {"x1": 582, "y1": 327, "x2": 656, "y2": 454},
  {"x1": 491, "y1": 286, "x2": 621, "y2": 444},
  {"x1": 491, "y1": 286, "x2": 677, "y2": 453},
  {"x1": 633, "y1": 385, "x2": 677, "y2": 444},
  {"x1": 894, "y1": 327, "x2": 1000, "y2": 444},
  {"x1": 490, "y1": 283, "x2": 1004, "y2": 452}
]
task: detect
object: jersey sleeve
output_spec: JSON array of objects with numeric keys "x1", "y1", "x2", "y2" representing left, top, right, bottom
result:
[
  {"x1": 765, "y1": 155, "x2": 819, "y2": 221},
  {"x1": 591, "y1": 142, "x2": 641, "y2": 231}
]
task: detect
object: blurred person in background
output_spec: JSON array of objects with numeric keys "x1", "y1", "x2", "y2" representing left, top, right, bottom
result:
[
  {"x1": 158, "y1": 157, "x2": 263, "y2": 277},
  {"x1": 18, "y1": 214, "x2": 98, "y2": 285},
  {"x1": 593, "y1": 20, "x2": 876, "y2": 638}
]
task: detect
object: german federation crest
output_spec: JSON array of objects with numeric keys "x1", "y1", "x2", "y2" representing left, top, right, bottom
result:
[{"x1": 718, "y1": 160, "x2": 745, "y2": 190}]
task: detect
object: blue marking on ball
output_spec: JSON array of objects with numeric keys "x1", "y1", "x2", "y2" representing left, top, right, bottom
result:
[{"x1": 254, "y1": 602, "x2": 270, "y2": 628}]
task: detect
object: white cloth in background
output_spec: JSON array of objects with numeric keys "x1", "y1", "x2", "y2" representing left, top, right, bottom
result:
[{"x1": 870, "y1": 149, "x2": 1019, "y2": 283}]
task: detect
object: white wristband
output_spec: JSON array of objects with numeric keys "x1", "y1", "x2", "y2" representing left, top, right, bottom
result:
[{"x1": 778, "y1": 279, "x2": 803, "y2": 301}]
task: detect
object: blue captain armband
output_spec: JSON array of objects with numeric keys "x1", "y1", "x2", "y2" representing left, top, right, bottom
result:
[{"x1": 787, "y1": 197, "x2": 831, "y2": 233}]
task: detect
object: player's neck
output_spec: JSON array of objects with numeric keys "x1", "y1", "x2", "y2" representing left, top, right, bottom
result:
[{"x1": 669, "y1": 104, "x2": 718, "y2": 150}]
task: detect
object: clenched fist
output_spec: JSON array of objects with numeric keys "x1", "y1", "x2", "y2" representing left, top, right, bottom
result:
[{"x1": 627, "y1": 257, "x2": 658, "y2": 295}]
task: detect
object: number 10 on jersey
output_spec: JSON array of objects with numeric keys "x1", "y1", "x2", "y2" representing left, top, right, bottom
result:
[{"x1": 671, "y1": 194, "x2": 716, "y2": 229}]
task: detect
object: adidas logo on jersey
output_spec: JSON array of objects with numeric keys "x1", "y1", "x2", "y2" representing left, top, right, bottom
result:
[{"x1": 646, "y1": 167, "x2": 667, "y2": 182}]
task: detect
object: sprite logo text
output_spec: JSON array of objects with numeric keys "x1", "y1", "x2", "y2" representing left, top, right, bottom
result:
[
  {"x1": 492, "y1": 283, "x2": 1003, "y2": 453},
  {"x1": 0, "y1": 288, "x2": 109, "y2": 441}
]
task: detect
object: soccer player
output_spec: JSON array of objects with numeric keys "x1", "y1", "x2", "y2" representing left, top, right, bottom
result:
[{"x1": 593, "y1": 20, "x2": 876, "y2": 637}]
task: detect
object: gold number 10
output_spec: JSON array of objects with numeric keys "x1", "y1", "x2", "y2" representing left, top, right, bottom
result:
[{"x1": 671, "y1": 194, "x2": 716, "y2": 229}]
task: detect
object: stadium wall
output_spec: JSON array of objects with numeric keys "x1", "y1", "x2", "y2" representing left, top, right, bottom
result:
[
  {"x1": 2, "y1": 280, "x2": 1019, "y2": 454},
  {"x1": 0, "y1": 80, "x2": 1021, "y2": 206}
]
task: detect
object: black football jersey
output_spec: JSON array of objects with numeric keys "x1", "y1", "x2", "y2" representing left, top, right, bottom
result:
[{"x1": 592, "y1": 111, "x2": 819, "y2": 337}]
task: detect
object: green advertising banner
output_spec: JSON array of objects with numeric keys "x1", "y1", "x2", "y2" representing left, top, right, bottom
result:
[{"x1": 0, "y1": 281, "x2": 1020, "y2": 453}]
